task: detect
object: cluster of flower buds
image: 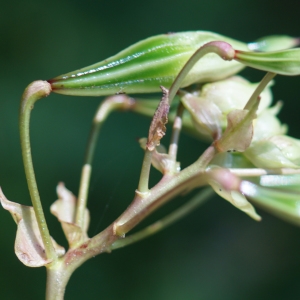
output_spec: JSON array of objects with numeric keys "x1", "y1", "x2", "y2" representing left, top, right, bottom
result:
[{"x1": 180, "y1": 72, "x2": 300, "y2": 222}]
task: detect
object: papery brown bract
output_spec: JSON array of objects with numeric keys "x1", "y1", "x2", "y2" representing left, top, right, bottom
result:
[
  {"x1": 0, "y1": 189, "x2": 65, "y2": 267},
  {"x1": 51, "y1": 183, "x2": 90, "y2": 248}
]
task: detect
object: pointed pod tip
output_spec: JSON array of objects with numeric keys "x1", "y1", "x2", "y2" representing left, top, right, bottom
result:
[{"x1": 47, "y1": 78, "x2": 62, "y2": 91}]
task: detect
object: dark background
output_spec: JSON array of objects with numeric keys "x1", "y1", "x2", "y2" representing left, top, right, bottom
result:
[{"x1": 1, "y1": 0, "x2": 300, "y2": 299}]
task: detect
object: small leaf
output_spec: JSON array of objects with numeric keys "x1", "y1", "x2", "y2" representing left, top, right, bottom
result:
[
  {"x1": 0, "y1": 189, "x2": 65, "y2": 267},
  {"x1": 50, "y1": 183, "x2": 90, "y2": 248}
]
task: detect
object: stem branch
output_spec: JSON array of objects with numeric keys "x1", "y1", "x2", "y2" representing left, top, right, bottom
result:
[
  {"x1": 244, "y1": 72, "x2": 276, "y2": 110},
  {"x1": 19, "y1": 81, "x2": 56, "y2": 261},
  {"x1": 137, "y1": 149, "x2": 153, "y2": 193},
  {"x1": 45, "y1": 262, "x2": 74, "y2": 300},
  {"x1": 75, "y1": 95, "x2": 134, "y2": 228},
  {"x1": 168, "y1": 41, "x2": 235, "y2": 104},
  {"x1": 110, "y1": 187, "x2": 214, "y2": 250}
]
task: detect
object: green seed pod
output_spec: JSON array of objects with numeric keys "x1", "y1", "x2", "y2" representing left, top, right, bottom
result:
[
  {"x1": 245, "y1": 135, "x2": 300, "y2": 168},
  {"x1": 241, "y1": 180, "x2": 300, "y2": 226},
  {"x1": 48, "y1": 31, "x2": 250, "y2": 96},
  {"x1": 248, "y1": 35, "x2": 299, "y2": 52},
  {"x1": 235, "y1": 48, "x2": 300, "y2": 75}
]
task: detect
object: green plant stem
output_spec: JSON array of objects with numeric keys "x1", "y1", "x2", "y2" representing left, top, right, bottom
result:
[
  {"x1": 114, "y1": 145, "x2": 216, "y2": 237},
  {"x1": 19, "y1": 81, "x2": 56, "y2": 261},
  {"x1": 229, "y1": 168, "x2": 300, "y2": 177},
  {"x1": 168, "y1": 102, "x2": 184, "y2": 161},
  {"x1": 75, "y1": 95, "x2": 134, "y2": 228},
  {"x1": 110, "y1": 187, "x2": 214, "y2": 250},
  {"x1": 244, "y1": 72, "x2": 276, "y2": 110},
  {"x1": 46, "y1": 261, "x2": 74, "y2": 300},
  {"x1": 45, "y1": 41, "x2": 236, "y2": 284},
  {"x1": 137, "y1": 43, "x2": 234, "y2": 192},
  {"x1": 168, "y1": 41, "x2": 235, "y2": 104},
  {"x1": 61, "y1": 145, "x2": 216, "y2": 268},
  {"x1": 137, "y1": 149, "x2": 153, "y2": 193},
  {"x1": 132, "y1": 105, "x2": 157, "y2": 117},
  {"x1": 76, "y1": 164, "x2": 92, "y2": 228}
]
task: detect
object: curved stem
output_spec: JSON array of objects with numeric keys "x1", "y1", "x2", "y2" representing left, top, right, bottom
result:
[
  {"x1": 168, "y1": 102, "x2": 184, "y2": 161},
  {"x1": 110, "y1": 187, "x2": 214, "y2": 250},
  {"x1": 114, "y1": 145, "x2": 216, "y2": 236},
  {"x1": 244, "y1": 72, "x2": 276, "y2": 110},
  {"x1": 19, "y1": 81, "x2": 56, "y2": 260},
  {"x1": 168, "y1": 41, "x2": 236, "y2": 104},
  {"x1": 75, "y1": 95, "x2": 134, "y2": 228},
  {"x1": 58, "y1": 145, "x2": 217, "y2": 268},
  {"x1": 76, "y1": 164, "x2": 92, "y2": 228}
]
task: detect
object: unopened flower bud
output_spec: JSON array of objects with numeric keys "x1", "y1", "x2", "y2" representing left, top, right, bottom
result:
[
  {"x1": 181, "y1": 76, "x2": 272, "y2": 140},
  {"x1": 245, "y1": 135, "x2": 300, "y2": 168},
  {"x1": 206, "y1": 167, "x2": 261, "y2": 220}
]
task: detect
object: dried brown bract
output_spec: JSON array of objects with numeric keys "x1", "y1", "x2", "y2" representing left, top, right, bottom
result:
[{"x1": 146, "y1": 86, "x2": 170, "y2": 151}]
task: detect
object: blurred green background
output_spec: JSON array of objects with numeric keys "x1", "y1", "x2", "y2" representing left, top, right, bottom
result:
[{"x1": 1, "y1": 0, "x2": 300, "y2": 299}]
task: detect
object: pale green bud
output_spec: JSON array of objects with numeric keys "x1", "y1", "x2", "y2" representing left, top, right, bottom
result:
[
  {"x1": 252, "y1": 102, "x2": 287, "y2": 142},
  {"x1": 206, "y1": 167, "x2": 261, "y2": 220},
  {"x1": 199, "y1": 76, "x2": 272, "y2": 122},
  {"x1": 245, "y1": 135, "x2": 300, "y2": 168},
  {"x1": 181, "y1": 76, "x2": 272, "y2": 139}
]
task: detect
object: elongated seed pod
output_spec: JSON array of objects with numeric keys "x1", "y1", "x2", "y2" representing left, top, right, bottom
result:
[{"x1": 49, "y1": 31, "x2": 250, "y2": 96}]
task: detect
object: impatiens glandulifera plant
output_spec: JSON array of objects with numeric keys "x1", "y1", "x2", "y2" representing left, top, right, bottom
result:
[{"x1": 1, "y1": 31, "x2": 300, "y2": 299}]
